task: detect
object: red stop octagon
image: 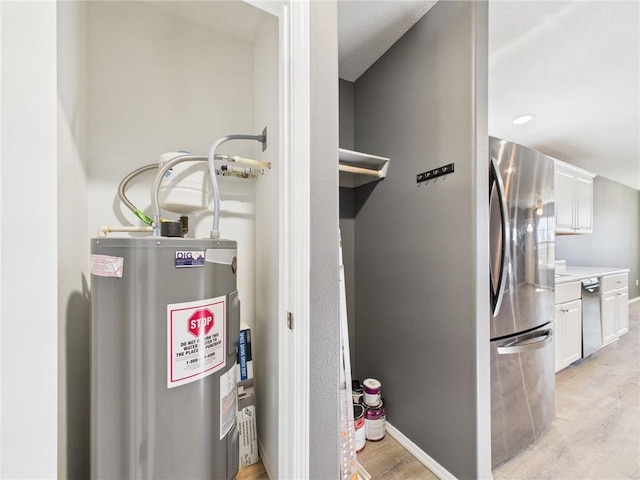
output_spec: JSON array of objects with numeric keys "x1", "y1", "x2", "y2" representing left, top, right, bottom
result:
[{"x1": 188, "y1": 308, "x2": 215, "y2": 337}]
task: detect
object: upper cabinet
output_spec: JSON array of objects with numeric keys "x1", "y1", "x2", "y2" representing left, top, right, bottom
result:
[{"x1": 554, "y1": 160, "x2": 596, "y2": 234}]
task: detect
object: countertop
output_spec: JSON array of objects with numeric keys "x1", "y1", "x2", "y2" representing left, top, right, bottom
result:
[{"x1": 555, "y1": 266, "x2": 630, "y2": 284}]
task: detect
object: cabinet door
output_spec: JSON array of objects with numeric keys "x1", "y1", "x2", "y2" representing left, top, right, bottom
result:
[
  {"x1": 575, "y1": 175, "x2": 593, "y2": 232},
  {"x1": 615, "y1": 288, "x2": 629, "y2": 336},
  {"x1": 602, "y1": 292, "x2": 618, "y2": 345},
  {"x1": 554, "y1": 304, "x2": 564, "y2": 372},
  {"x1": 555, "y1": 170, "x2": 575, "y2": 232},
  {"x1": 563, "y1": 299, "x2": 582, "y2": 365},
  {"x1": 555, "y1": 300, "x2": 582, "y2": 372}
]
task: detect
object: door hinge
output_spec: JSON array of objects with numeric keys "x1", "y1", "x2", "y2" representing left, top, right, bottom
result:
[{"x1": 287, "y1": 311, "x2": 293, "y2": 330}]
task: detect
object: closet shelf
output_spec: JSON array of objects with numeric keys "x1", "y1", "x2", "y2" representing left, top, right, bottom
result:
[{"x1": 338, "y1": 148, "x2": 390, "y2": 188}]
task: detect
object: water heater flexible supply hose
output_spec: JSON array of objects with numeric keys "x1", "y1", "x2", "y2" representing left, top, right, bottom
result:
[{"x1": 118, "y1": 163, "x2": 158, "y2": 225}]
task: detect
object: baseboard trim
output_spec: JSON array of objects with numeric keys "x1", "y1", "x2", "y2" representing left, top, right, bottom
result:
[
  {"x1": 629, "y1": 296, "x2": 640, "y2": 304},
  {"x1": 385, "y1": 422, "x2": 457, "y2": 479},
  {"x1": 257, "y1": 436, "x2": 275, "y2": 480}
]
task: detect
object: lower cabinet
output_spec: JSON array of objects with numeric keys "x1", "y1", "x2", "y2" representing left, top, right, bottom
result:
[
  {"x1": 555, "y1": 299, "x2": 582, "y2": 372},
  {"x1": 615, "y1": 289, "x2": 629, "y2": 336},
  {"x1": 554, "y1": 272, "x2": 629, "y2": 373},
  {"x1": 602, "y1": 273, "x2": 629, "y2": 345},
  {"x1": 555, "y1": 281, "x2": 583, "y2": 373}
]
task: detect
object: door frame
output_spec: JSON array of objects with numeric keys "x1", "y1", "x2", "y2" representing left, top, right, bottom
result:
[
  {"x1": 248, "y1": 0, "x2": 312, "y2": 477},
  {"x1": 223, "y1": 2, "x2": 313, "y2": 476},
  {"x1": 279, "y1": 1, "x2": 311, "y2": 477}
]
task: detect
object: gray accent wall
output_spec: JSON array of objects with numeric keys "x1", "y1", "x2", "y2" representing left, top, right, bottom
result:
[
  {"x1": 310, "y1": 2, "x2": 340, "y2": 479},
  {"x1": 352, "y1": 2, "x2": 491, "y2": 479},
  {"x1": 339, "y1": 79, "x2": 355, "y2": 149},
  {"x1": 556, "y1": 176, "x2": 640, "y2": 299}
]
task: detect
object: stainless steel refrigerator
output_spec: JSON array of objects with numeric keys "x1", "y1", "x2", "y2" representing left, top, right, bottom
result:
[{"x1": 489, "y1": 137, "x2": 556, "y2": 468}]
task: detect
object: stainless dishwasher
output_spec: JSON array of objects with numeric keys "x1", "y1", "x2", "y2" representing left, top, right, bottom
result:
[{"x1": 581, "y1": 277, "x2": 603, "y2": 358}]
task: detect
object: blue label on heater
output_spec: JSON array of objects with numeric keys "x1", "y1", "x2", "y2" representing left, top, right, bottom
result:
[
  {"x1": 238, "y1": 330, "x2": 248, "y2": 380},
  {"x1": 175, "y1": 251, "x2": 205, "y2": 268}
]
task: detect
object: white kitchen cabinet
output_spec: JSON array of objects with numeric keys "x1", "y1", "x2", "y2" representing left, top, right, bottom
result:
[
  {"x1": 554, "y1": 281, "x2": 583, "y2": 372},
  {"x1": 601, "y1": 273, "x2": 629, "y2": 345},
  {"x1": 602, "y1": 292, "x2": 618, "y2": 344},
  {"x1": 555, "y1": 299, "x2": 583, "y2": 372},
  {"x1": 614, "y1": 289, "x2": 629, "y2": 336},
  {"x1": 555, "y1": 160, "x2": 595, "y2": 234}
]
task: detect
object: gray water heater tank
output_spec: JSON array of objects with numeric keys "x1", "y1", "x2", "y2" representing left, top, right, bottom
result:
[{"x1": 90, "y1": 237, "x2": 240, "y2": 479}]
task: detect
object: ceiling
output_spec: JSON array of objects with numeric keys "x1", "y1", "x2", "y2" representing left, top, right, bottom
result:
[{"x1": 338, "y1": 0, "x2": 640, "y2": 190}]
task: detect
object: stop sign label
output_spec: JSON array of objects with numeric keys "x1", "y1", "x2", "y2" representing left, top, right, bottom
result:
[
  {"x1": 167, "y1": 296, "x2": 226, "y2": 389},
  {"x1": 188, "y1": 308, "x2": 215, "y2": 337}
]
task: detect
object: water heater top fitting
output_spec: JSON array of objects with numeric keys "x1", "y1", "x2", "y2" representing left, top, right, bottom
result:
[{"x1": 157, "y1": 151, "x2": 210, "y2": 214}]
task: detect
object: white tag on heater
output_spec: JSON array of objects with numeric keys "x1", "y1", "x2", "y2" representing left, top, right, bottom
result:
[
  {"x1": 90, "y1": 254, "x2": 124, "y2": 278},
  {"x1": 220, "y1": 368, "x2": 237, "y2": 439}
]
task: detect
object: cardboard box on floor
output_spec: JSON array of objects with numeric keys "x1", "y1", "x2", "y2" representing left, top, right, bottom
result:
[
  {"x1": 237, "y1": 322, "x2": 258, "y2": 469},
  {"x1": 237, "y1": 392, "x2": 257, "y2": 469}
]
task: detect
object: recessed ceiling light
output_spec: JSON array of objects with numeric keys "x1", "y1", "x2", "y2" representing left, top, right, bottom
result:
[{"x1": 512, "y1": 114, "x2": 535, "y2": 125}]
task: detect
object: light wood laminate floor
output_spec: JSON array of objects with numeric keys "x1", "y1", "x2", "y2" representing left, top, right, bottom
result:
[
  {"x1": 356, "y1": 434, "x2": 436, "y2": 479},
  {"x1": 235, "y1": 461, "x2": 269, "y2": 480},
  {"x1": 238, "y1": 302, "x2": 639, "y2": 479}
]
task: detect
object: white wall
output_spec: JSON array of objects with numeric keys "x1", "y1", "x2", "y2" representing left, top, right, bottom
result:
[
  {"x1": 0, "y1": 4, "x2": 3, "y2": 469},
  {"x1": 0, "y1": 2, "x2": 58, "y2": 478},
  {"x1": 57, "y1": 2, "x2": 90, "y2": 478},
  {"x1": 86, "y1": 1, "x2": 258, "y2": 323},
  {"x1": 252, "y1": 13, "x2": 280, "y2": 478},
  {"x1": 0, "y1": 4, "x2": 2, "y2": 466}
]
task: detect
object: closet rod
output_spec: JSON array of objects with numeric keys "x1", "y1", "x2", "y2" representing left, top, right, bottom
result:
[{"x1": 338, "y1": 164, "x2": 381, "y2": 177}]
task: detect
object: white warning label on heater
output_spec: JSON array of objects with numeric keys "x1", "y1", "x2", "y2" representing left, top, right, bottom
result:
[
  {"x1": 167, "y1": 296, "x2": 226, "y2": 389},
  {"x1": 220, "y1": 367, "x2": 237, "y2": 439},
  {"x1": 90, "y1": 254, "x2": 124, "y2": 278}
]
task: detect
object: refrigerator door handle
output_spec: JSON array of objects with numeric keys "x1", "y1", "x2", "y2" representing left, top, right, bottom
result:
[
  {"x1": 489, "y1": 158, "x2": 510, "y2": 317},
  {"x1": 497, "y1": 329, "x2": 553, "y2": 355}
]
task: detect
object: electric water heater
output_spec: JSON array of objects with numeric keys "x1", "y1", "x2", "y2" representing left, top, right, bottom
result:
[{"x1": 90, "y1": 237, "x2": 240, "y2": 479}]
